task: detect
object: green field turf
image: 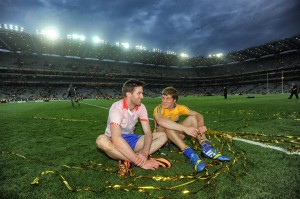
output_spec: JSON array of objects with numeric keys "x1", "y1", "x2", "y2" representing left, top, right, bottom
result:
[{"x1": 1, "y1": 94, "x2": 299, "y2": 199}]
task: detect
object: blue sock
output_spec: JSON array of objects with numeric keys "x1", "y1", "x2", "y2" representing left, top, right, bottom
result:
[
  {"x1": 183, "y1": 147, "x2": 194, "y2": 158},
  {"x1": 201, "y1": 141, "x2": 211, "y2": 152}
]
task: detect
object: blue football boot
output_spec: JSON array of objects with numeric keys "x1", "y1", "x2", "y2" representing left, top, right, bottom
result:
[
  {"x1": 189, "y1": 153, "x2": 206, "y2": 172},
  {"x1": 202, "y1": 148, "x2": 230, "y2": 161}
]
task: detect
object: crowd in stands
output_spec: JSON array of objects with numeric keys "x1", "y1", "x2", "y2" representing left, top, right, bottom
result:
[
  {"x1": 0, "y1": 50, "x2": 299, "y2": 102},
  {"x1": 0, "y1": 29, "x2": 299, "y2": 102}
]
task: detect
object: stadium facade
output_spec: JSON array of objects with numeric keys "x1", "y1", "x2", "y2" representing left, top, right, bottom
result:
[{"x1": 0, "y1": 25, "x2": 299, "y2": 101}]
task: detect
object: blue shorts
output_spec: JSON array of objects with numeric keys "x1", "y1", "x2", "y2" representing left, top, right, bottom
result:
[{"x1": 121, "y1": 134, "x2": 141, "y2": 150}]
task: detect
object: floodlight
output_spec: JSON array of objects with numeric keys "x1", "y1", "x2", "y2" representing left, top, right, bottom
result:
[
  {"x1": 180, "y1": 53, "x2": 188, "y2": 58},
  {"x1": 167, "y1": 51, "x2": 176, "y2": 55},
  {"x1": 72, "y1": 34, "x2": 79, "y2": 39},
  {"x1": 41, "y1": 27, "x2": 59, "y2": 41},
  {"x1": 93, "y1": 36, "x2": 104, "y2": 44},
  {"x1": 69, "y1": 34, "x2": 85, "y2": 41},
  {"x1": 79, "y1": 35, "x2": 85, "y2": 41},
  {"x1": 122, "y1": 42, "x2": 129, "y2": 49},
  {"x1": 208, "y1": 53, "x2": 223, "y2": 58},
  {"x1": 136, "y1": 45, "x2": 147, "y2": 50},
  {"x1": 216, "y1": 53, "x2": 223, "y2": 58},
  {"x1": 93, "y1": 36, "x2": 99, "y2": 43}
]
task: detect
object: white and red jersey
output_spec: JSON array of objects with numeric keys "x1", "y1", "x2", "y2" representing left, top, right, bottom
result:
[{"x1": 105, "y1": 99, "x2": 149, "y2": 137}]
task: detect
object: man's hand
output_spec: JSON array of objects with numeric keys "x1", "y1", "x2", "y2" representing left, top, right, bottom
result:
[
  {"x1": 183, "y1": 126, "x2": 199, "y2": 138},
  {"x1": 140, "y1": 159, "x2": 159, "y2": 170},
  {"x1": 134, "y1": 152, "x2": 148, "y2": 167},
  {"x1": 198, "y1": 126, "x2": 207, "y2": 136}
]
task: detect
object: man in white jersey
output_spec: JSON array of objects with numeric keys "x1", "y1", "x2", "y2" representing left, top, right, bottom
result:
[{"x1": 96, "y1": 79, "x2": 170, "y2": 175}]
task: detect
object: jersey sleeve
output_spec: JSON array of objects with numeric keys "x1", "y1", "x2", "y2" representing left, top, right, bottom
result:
[
  {"x1": 178, "y1": 105, "x2": 190, "y2": 115},
  {"x1": 139, "y1": 104, "x2": 149, "y2": 122},
  {"x1": 153, "y1": 105, "x2": 160, "y2": 118},
  {"x1": 109, "y1": 104, "x2": 122, "y2": 126}
]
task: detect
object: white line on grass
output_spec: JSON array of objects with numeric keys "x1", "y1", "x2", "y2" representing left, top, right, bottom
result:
[
  {"x1": 233, "y1": 137, "x2": 300, "y2": 155},
  {"x1": 82, "y1": 101, "x2": 299, "y2": 155},
  {"x1": 81, "y1": 102, "x2": 109, "y2": 109}
]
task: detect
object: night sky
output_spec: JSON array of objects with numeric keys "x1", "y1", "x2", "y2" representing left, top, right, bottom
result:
[{"x1": 1, "y1": 0, "x2": 300, "y2": 57}]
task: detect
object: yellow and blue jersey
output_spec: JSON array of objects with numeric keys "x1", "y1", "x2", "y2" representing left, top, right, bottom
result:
[{"x1": 153, "y1": 103, "x2": 190, "y2": 132}]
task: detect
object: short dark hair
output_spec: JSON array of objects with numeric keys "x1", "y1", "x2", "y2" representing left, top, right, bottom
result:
[
  {"x1": 162, "y1": 86, "x2": 179, "y2": 102},
  {"x1": 122, "y1": 79, "x2": 145, "y2": 97}
]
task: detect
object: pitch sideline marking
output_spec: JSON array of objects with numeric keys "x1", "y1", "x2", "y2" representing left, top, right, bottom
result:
[
  {"x1": 81, "y1": 102, "x2": 109, "y2": 110},
  {"x1": 233, "y1": 137, "x2": 300, "y2": 155},
  {"x1": 81, "y1": 101, "x2": 300, "y2": 155}
]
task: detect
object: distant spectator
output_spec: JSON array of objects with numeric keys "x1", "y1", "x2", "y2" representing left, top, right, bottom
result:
[
  {"x1": 67, "y1": 84, "x2": 80, "y2": 106},
  {"x1": 224, "y1": 87, "x2": 228, "y2": 99},
  {"x1": 288, "y1": 83, "x2": 298, "y2": 99}
]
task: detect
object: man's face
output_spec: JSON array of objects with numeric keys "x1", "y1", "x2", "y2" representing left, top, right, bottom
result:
[
  {"x1": 162, "y1": 94, "x2": 176, "y2": 109},
  {"x1": 129, "y1": 86, "x2": 144, "y2": 106}
]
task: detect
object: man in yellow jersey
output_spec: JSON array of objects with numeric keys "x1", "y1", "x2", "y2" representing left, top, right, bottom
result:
[{"x1": 153, "y1": 87, "x2": 230, "y2": 172}]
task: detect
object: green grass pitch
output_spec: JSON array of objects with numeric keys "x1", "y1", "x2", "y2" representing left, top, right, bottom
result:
[{"x1": 1, "y1": 94, "x2": 299, "y2": 198}]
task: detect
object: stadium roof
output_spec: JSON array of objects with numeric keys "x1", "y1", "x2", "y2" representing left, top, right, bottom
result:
[{"x1": 228, "y1": 35, "x2": 300, "y2": 62}]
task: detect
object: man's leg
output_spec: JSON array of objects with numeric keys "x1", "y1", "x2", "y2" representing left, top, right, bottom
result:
[
  {"x1": 96, "y1": 134, "x2": 128, "y2": 160},
  {"x1": 156, "y1": 126, "x2": 205, "y2": 172},
  {"x1": 181, "y1": 116, "x2": 208, "y2": 143},
  {"x1": 71, "y1": 97, "x2": 75, "y2": 106},
  {"x1": 182, "y1": 116, "x2": 230, "y2": 161},
  {"x1": 96, "y1": 135, "x2": 134, "y2": 176},
  {"x1": 165, "y1": 128, "x2": 188, "y2": 150},
  {"x1": 134, "y1": 132, "x2": 168, "y2": 154}
]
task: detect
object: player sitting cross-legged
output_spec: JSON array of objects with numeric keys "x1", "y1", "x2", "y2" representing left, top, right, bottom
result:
[
  {"x1": 96, "y1": 79, "x2": 171, "y2": 176},
  {"x1": 153, "y1": 87, "x2": 230, "y2": 172}
]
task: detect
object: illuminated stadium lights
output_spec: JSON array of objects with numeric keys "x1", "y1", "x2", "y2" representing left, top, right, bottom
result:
[
  {"x1": 153, "y1": 48, "x2": 162, "y2": 53},
  {"x1": 208, "y1": 53, "x2": 223, "y2": 58},
  {"x1": 67, "y1": 34, "x2": 86, "y2": 41},
  {"x1": 1, "y1": 24, "x2": 24, "y2": 32},
  {"x1": 166, "y1": 51, "x2": 176, "y2": 55},
  {"x1": 180, "y1": 53, "x2": 189, "y2": 58},
  {"x1": 116, "y1": 42, "x2": 130, "y2": 49},
  {"x1": 122, "y1": 42, "x2": 129, "y2": 49},
  {"x1": 39, "y1": 27, "x2": 59, "y2": 41},
  {"x1": 92, "y1": 36, "x2": 105, "y2": 44},
  {"x1": 135, "y1": 45, "x2": 147, "y2": 50}
]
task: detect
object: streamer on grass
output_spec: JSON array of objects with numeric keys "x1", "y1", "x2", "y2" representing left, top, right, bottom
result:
[{"x1": 1, "y1": 129, "x2": 299, "y2": 197}]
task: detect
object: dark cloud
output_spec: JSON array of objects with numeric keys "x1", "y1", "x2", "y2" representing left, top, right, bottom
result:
[{"x1": 1, "y1": 0, "x2": 299, "y2": 56}]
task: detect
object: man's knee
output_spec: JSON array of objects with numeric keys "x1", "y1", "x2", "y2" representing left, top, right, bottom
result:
[
  {"x1": 182, "y1": 115, "x2": 197, "y2": 127},
  {"x1": 96, "y1": 135, "x2": 111, "y2": 151},
  {"x1": 160, "y1": 132, "x2": 168, "y2": 142},
  {"x1": 187, "y1": 115, "x2": 197, "y2": 123},
  {"x1": 165, "y1": 129, "x2": 178, "y2": 137},
  {"x1": 153, "y1": 132, "x2": 168, "y2": 144}
]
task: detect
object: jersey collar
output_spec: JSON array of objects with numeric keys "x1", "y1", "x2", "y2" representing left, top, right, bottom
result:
[{"x1": 123, "y1": 98, "x2": 139, "y2": 111}]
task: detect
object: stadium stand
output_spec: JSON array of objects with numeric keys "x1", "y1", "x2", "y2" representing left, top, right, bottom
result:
[{"x1": 0, "y1": 26, "x2": 299, "y2": 102}]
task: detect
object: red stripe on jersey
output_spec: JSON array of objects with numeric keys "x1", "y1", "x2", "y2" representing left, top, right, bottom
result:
[{"x1": 110, "y1": 122, "x2": 121, "y2": 126}]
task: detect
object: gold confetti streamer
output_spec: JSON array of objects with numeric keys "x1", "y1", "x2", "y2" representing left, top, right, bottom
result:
[{"x1": 1, "y1": 129, "x2": 299, "y2": 197}]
